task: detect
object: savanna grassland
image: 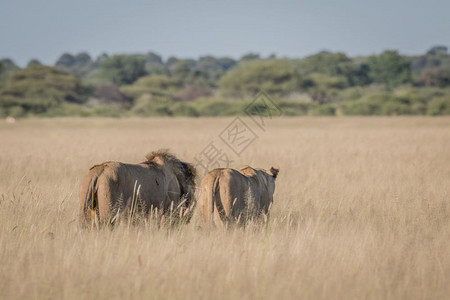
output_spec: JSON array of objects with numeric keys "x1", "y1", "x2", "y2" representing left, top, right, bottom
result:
[{"x1": 1, "y1": 117, "x2": 449, "y2": 300}]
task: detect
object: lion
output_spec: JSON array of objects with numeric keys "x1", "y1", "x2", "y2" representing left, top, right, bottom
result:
[
  {"x1": 196, "y1": 165, "x2": 279, "y2": 228},
  {"x1": 79, "y1": 149, "x2": 196, "y2": 227}
]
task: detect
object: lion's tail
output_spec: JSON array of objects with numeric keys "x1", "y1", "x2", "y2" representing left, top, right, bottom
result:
[
  {"x1": 79, "y1": 165, "x2": 104, "y2": 227},
  {"x1": 198, "y1": 174, "x2": 221, "y2": 227},
  {"x1": 209, "y1": 175, "x2": 222, "y2": 226}
]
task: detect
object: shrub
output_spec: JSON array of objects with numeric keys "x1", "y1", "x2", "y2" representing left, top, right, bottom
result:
[
  {"x1": 310, "y1": 103, "x2": 337, "y2": 116},
  {"x1": 174, "y1": 84, "x2": 213, "y2": 102},
  {"x1": 100, "y1": 55, "x2": 147, "y2": 85},
  {"x1": 381, "y1": 101, "x2": 411, "y2": 115},
  {"x1": 0, "y1": 65, "x2": 88, "y2": 114},
  {"x1": 219, "y1": 59, "x2": 298, "y2": 97},
  {"x1": 93, "y1": 84, "x2": 131, "y2": 106},
  {"x1": 129, "y1": 94, "x2": 175, "y2": 117},
  {"x1": 277, "y1": 101, "x2": 314, "y2": 116},
  {"x1": 427, "y1": 96, "x2": 450, "y2": 115},
  {"x1": 190, "y1": 98, "x2": 238, "y2": 116},
  {"x1": 341, "y1": 94, "x2": 388, "y2": 115},
  {"x1": 121, "y1": 75, "x2": 181, "y2": 99},
  {"x1": 7, "y1": 106, "x2": 26, "y2": 118},
  {"x1": 171, "y1": 103, "x2": 200, "y2": 117},
  {"x1": 43, "y1": 103, "x2": 89, "y2": 117}
]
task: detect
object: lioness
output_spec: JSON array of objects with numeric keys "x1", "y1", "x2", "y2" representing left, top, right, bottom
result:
[
  {"x1": 197, "y1": 165, "x2": 279, "y2": 227},
  {"x1": 79, "y1": 149, "x2": 196, "y2": 227}
]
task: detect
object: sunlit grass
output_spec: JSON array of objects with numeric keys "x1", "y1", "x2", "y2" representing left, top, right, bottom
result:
[{"x1": 1, "y1": 117, "x2": 449, "y2": 299}]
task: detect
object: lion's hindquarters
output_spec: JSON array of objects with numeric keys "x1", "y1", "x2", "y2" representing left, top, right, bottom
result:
[
  {"x1": 197, "y1": 175, "x2": 215, "y2": 227},
  {"x1": 79, "y1": 163, "x2": 133, "y2": 226},
  {"x1": 95, "y1": 173, "x2": 118, "y2": 224},
  {"x1": 196, "y1": 169, "x2": 250, "y2": 228},
  {"x1": 197, "y1": 167, "x2": 277, "y2": 228},
  {"x1": 218, "y1": 175, "x2": 242, "y2": 221},
  {"x1": 79, "y1": 165, "x2": 107, "y2": 227},
  {"x1": 79, "y1": 151, "x2": 198, "y2": 227}
]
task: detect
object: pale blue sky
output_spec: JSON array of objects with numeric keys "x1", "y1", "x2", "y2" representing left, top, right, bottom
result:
[{"x1": 1, "y1": 0, "x2": 449, "y2": 66}]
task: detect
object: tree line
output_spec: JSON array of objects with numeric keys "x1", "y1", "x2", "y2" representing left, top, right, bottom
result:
[{"x1": 1, "y1": 45, "x2": 450, "y2": 117}]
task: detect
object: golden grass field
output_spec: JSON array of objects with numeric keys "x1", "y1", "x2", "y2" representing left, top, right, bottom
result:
[{"x1": 1, "y1": 117, "x2": 449, "y2": 299}]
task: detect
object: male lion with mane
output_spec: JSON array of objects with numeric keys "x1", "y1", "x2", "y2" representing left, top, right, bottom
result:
[
  {"x1": 79, "y1": 149, "x2": 196, "y2": 227},
  {"x1": 196, "y1": 165, "x2": 279, "y2": 228}
]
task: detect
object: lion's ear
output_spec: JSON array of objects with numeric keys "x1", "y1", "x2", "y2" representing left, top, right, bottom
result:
[{"x1": 270, "y1": 165, "x2": 280, "y2": 179}]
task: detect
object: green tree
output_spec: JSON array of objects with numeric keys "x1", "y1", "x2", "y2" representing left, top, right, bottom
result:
[
  {"x1": 166, "y1": 56, "x2": 179, "y2": 67},
  {"x1": 295, "y1": 51, "x2": 351, "y2": 76},
  {"x1": 0, "y1": 58, "x2": 20, "y2": 78},
  {"x1": 27, "y1": 59, "x2": 42, "y2": 68},
  {"x1": 295, "y1": 52, "x2": 370, "y2": 86},
  {"x1": 196, "y1": 56, "x2": 236, "y2": 85},
  {"x1": 305, "y1": 73, "x2": 346, "y2": 104},
  {"x1": 420, "y1": 68, "x2": 450, "y2": 87},
  {"x1": 240, "y1": 53, "x2": 260, "y2": 61},
  {"x1": 216, "y1": 57, "x2": 236, "y2": 72},
  {"x1": 120, "y1": 74, "x2": 182, "y2": 100},
  {"x1": 55, "y1": 52, "x2": 95, "y2": 77},
  {"x1": 144, "y1": 52, "x2": 166, "y2": 74},
  {"x1": 427, "y1": 96, "x2": 450, "y2": 115},
  {"x1": 366, "y1": 50, "x2": 412, "y2": 87},
  {"x1": 197, "y1": 56, "x2": 236, "y2": 73},
  {"x1": 427, "y1": 46, "x2": 448, "y2": 56},
  {"x1": 219, "y1": 59, "x2": 298, "y2": 97},
  {"x1": 0, "y1": 65, "x2": 88, "y2": 115},
  {"x1": 100, "y1": 55, "x2": 147, "y2": 85},
  {"x1": 169, "y1": 60, "x2": 192, "y2": 78}
]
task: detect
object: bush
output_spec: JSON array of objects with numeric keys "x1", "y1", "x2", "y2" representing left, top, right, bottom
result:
[
  {"x1": 381, "y1": 101, "x2": 411, "y2": 115},
  {"x1": 121, "y1": 75, "x2": 181, "y2": 99},
  {"x1": 129, "y1": 94, "x2": 175, "y2": 117},
  {"x1": 170, "y1": 103, "x2": 200, "y2": 117},
  {"x1": 130, "y1": 94, "x2": 156, "y2": 116},
  {"x1": 341, "y1": 96, "x2": 385, "y2": 115},
  {"x1": 219, "y1": 59, "x2": 298, "y2": 97},
  {"x1": 42, "y1": 103, "x2": 89, "y2": 117},
  {"x1": 310, "y1": 103, "x2": 337, "y2": 116},
  {"x1": 7, "y1": 106, "x2": 26, "y2": 118},
  {"x1": 100, "y1": 55, "x2": 147, "y2": 85},
  {"x1": 93, "y1": 84, "x2": 131, "y2": 106},
  {"x1": 174, "y1": 84, "x2": 213, "y2": 102},
  {"x1": 0, "y1": 65, "x2": 88, "y2": 114},
  {"x1": 189, "y1": 98, "x2": 240, "y2": 116},
  {"x1": 41, "y1": 103, "x2": 123, "y2": 117},
  {"x1": 366, "y1": 50, "x2": 412, "y2": 87},
  {"x1": 427, "y1": 96, "x2": 450, "y2": 115},
  {"x1": 90, "y1": 105, "x2": 122, "y2": 117},
  {"x1": 277, "y1": 101, "x2": 315, "y2": 116}
]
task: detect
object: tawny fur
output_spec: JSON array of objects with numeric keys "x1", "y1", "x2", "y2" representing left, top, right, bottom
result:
[
  {"x1": 196, "y1": 165, "x2": 279, "y2": 228},
  {"x1": 79, "y1": 150, "x2": 196, "y2": 227}
]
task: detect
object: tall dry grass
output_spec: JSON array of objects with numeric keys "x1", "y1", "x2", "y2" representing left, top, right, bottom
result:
[{"x1": 1, "y1": 117, "x2": 449, "y2": 299}]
